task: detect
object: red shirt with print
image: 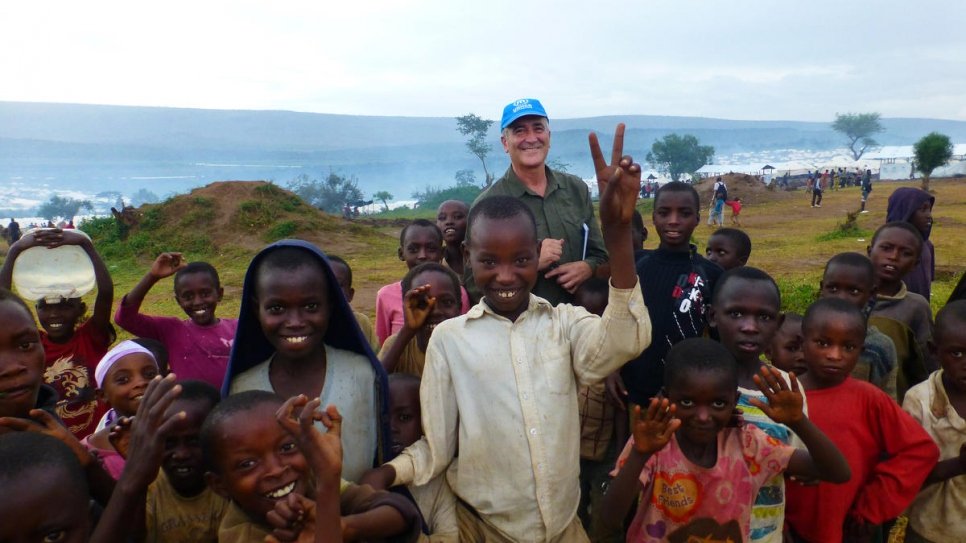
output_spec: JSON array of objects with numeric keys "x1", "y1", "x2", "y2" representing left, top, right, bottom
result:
[{"x1": 41, "y1": 320, "x2": 111, "y2": 439}]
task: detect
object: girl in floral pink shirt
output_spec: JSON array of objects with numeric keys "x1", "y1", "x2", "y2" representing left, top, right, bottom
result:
[{"x1": 602, "y1": 338, "x2": 850, "y2": 543}]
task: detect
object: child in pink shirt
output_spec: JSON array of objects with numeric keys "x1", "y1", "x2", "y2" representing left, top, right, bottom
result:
[
  {"x1": 375, "y1": 220, "x2": 470, "y2": 346},
  {"x1": 602, "y1": 338, "x2": 850, "y2": 543},
  {"x1": 115, "y1": 253, "x2": 237, "y2": 388}
]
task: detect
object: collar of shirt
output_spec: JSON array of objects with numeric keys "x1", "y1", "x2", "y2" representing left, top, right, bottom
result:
[
  {"x1": 465, "y1": 294, "x2": 553, "y2": 321},
  {"x1": 502, "y1": 166, "x2": 561, "y2": 198}
]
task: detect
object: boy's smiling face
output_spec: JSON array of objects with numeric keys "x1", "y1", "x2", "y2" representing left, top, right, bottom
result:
[
  {"x1": 34, "y1": 298, "x2": 84, "y2": 342},
  {"x1": 175, "y1": 271, "x2": 223, "y2": 326},
  {"x1": 802, "y1": 310, "x2": 866, "y2": 389},
  {"x1": 255, "y1": 264, "x2": 331, "y2": 362},
  {"x1": 666, "y1": 369, "x2": 737, "y2": 448},
  {"x1": 868, "y1": 227, "x2": 920, "y2": 288},
  {"x1": 709, "y1": 277, "x2": 782, "y2": 365},
  {"x1": 820, "y1": 263, "x2": 874, "y2": 310},
  {"x1": 436, "y1": 200, "x2": 469, "y2": 246},
  {"x1": 206, "y1": 401, "x2": 309, "y2": 522},
  {"x1": 0, "y1": 300, "x2": 44, "y2": 421},
  {"x1": 0, "y1": 466, "x2": 90, "y2": 543},
  {"x1": 162, "y1": 398, "x2": 213, "y2": 497},
  {"x1": 465, "y1": 214, "x2": 539, "y2": 322},
  {"x1": 653, "y1": 190, "x2": 699, "y2": 251}
]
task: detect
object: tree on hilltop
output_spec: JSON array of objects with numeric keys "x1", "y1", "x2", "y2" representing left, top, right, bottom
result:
[
  {"x1": 288, "y1": 171, "x2": 364, "y2": 214},
  {"x1": 913, "y1": 132, "x2": 953, "y2": 192},
  {"x1": 456, "y1": 113, "x2": 495, "y2": 187},
  {"x1": 373, "y1": 191, "x2": 394, "y2": 212},
  {"x1": 832, "y1": 112, "x2": 884, "y2": 160},
  {"x1": 37, "y1": 196, "x2": 93, "y2": 222},
  {"x1": 646, "y1": 134, "x2": 714, "y2": 182}
]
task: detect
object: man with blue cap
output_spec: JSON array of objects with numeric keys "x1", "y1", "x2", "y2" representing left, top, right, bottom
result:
[{"x1": 470, "y1": 98, "x2": 608, "y2": 306}]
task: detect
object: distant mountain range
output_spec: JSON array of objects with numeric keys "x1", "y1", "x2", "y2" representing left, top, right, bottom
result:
[{"x1": 2, "y1": 101, "x2": 965, "y2": 213}]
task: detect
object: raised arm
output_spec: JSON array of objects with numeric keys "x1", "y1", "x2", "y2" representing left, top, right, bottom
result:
[
  {"x1": 91, "y1": 374, "x2": 184, "y2": 543},
  {"x1": 749, "y1": 367, "x2": 851, "y2": 484},
  {"x1": 124, "y1": 252, "x2": 186, "y2": 309},
  {"x1": 379, "y1": 284, "x2": 434, "y2": 373},
  {"x1": 601, "y1": 399, "x2": 679, "y2": 530},
  {"x1": 589, "y1": 123, "x2": 641, "y2": 290}
]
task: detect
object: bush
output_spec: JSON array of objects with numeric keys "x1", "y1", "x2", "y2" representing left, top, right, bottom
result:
[{"x1": 267, "y1": 221, "x2": 298, "y2": 241}]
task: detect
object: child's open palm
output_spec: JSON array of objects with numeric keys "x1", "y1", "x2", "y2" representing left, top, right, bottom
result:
[
  {"x1": 149, "y1": 252, "x2": 187, "y2": 279},
  {"x1": 402, "y1": 284, "x2": 435, "y2": 332},
  {"x1": 276, "y1": 395, "x2": 343, "y2": 485},
  {"x1": 749, "y1": 366, "x2": 804, "y2": 426},
  {"x1": 632, "y1": 398, "x2": 680, "y2": 455}
]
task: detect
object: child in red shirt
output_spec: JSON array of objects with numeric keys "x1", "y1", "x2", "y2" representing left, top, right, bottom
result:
[
  {"x1": 785, "y1": 298, "x2": 939, "y2": 542},
  {"x1": 725, "y1": 198, "x2": 742, "y2": 226},
  {"x1": 0, "y1": 228, "x2": 114, "y2": 439}
]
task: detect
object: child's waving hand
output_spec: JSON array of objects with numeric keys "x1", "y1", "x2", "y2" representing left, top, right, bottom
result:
[
  {"x1": 276, "y1": 395, "x2": 343, "y2": 484},
  {"x1": 149, "y1": 252, "x2": 187, "y2": 280},
  {"x1": 749, "y1": 366, "x2": 805, "y2": 426},
  {"x1": 402, "y1": 284, "x2": 435, "y2": 332},
  {"x1": 632, "y1": 397, "x2": 681, "y2": 455}
]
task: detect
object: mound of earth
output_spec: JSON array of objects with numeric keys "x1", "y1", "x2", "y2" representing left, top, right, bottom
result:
[
  {"x1": 128, "y1": 181, "x2": 381, "y2": 255},
  {"x1": 693, "y1": 173, "x2": 796, "y2": 206}
]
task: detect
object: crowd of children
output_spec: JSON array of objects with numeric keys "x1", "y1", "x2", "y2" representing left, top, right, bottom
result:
[{"x1": 0, "y1": 122, "x2": 963, "y2": 543}]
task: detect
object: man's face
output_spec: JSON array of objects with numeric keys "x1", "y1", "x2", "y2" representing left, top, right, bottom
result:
[{"x1": 501, "y1": 116, "x2": 550, "y2": 171}]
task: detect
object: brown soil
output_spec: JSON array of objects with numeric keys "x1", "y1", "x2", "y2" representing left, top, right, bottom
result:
[{"x1": 693, "y1": 173, "x2": 798, "y2": 206}]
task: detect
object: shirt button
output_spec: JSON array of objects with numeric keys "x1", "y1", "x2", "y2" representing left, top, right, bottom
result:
[
  {"x1": 522, "y1": 393, "x2": 529, "y2": 400},
  {"x1": 529, "y1": 428, "x2": 537, "y2": 436}
]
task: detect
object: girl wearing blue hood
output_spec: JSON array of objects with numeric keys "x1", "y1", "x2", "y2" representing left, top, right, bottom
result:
[
  {"x1": 223, "y1": 240, "x2": 390, "y2": 481},
  {"x1": 887, "y1": 187, "x2": 935, "y2": 301}
]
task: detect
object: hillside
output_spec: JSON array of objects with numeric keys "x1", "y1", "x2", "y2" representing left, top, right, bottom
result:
[
  {"x1": 3, "y1": 178, "x2": 965, "y2": 325},
  {"x1": 3, "y1": 101, "x2": 966, "y2": 201}
]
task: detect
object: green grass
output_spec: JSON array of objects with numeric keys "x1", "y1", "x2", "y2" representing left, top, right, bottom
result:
[{"x1": 4, "y1": 178, "x2": 964, "y2": 322}]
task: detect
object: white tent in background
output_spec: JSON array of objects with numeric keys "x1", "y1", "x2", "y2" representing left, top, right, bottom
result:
[{"x1": 814, "y1": 155, "x2": 862, "y2": 170}]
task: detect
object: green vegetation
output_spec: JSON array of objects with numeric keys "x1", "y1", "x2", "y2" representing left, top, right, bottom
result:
[
  {"x1": 5, "y1": 178, "x2": 965, "y2": 326},
  {"x1": 646, "y1": 134, "x2": 714, "y2": 182},
  {"x1": 832, "y1": 112, "x2": 884, "y2": 160},
  {"x1": 914, "y1": 132, "x2": 954, "y2": 192}
]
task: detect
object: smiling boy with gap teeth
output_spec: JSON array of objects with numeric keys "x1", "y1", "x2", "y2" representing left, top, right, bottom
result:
[{"x1": 362, "y1": 124, "x2": 651, "y2": 542}]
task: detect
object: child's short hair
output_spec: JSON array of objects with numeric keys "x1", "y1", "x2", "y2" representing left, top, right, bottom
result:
[
  {"x1": 255, "y1": 246, "x2": 326, "y2": 276},
  {"x1": 664, "y1": 337, "x2": 738, "y2": 390},
  {"x1": 174, "y1": 261, "x2": 221, "y2": 290},
  {"x1": 0, "y1": 432, "x2": 87, "y2": 493},
  {"x1": 711, "y1": 228, "x2": 752, "y2": 260},
  {"x1": 399, "y1": 219, "x2": 443, "y2": 247},
  {"x1": 824, "y1": 252, "x2": 874, "y2": 283},
  {"x1": 712, "y1": 266, "x2": 780, "y2": 306},
  {"x1": 0, "y1": 287, "x2": 32, "y2": 315},
  {"x1": 178, "y1": 379, "x2": 222, "y2": 408},
  {"x1": 803, "y1": 297, "x2": 866, "y2": 332},
  {"x1": 327, "y1": 254, "x2": 353, "y2": 287},
  {"x1": 935, "y1": 300, "x2": 966, "y2": 342},
  {"x1": 654, "y1": 181, "x2": 700, "y2": 211},
  {"x1": 870, "y1": 221, "x2": 924, "y2": 253},
  {"x1": 200, "y1": 390, "x2": 283, "y2": 471},
  {"x1": 402, "y1": 262, "x2": 461, "y2": 303},
  {"x1": 467, "y1": 196, "x2": 537, "y2": 241}
]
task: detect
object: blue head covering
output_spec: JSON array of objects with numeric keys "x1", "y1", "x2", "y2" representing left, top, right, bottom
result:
[{"x1": 222, "y1": 239, "x2": 391, "y2": 462}]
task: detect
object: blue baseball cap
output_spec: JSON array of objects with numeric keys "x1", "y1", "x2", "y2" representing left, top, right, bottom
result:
[{"x1": 500, "y1": 98, "x2": 548, "y2": 130}]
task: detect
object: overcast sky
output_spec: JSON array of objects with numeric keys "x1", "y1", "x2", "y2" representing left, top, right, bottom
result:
[{"x1": 2, "y1": 0, "x2": 964, "y2": 121}]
